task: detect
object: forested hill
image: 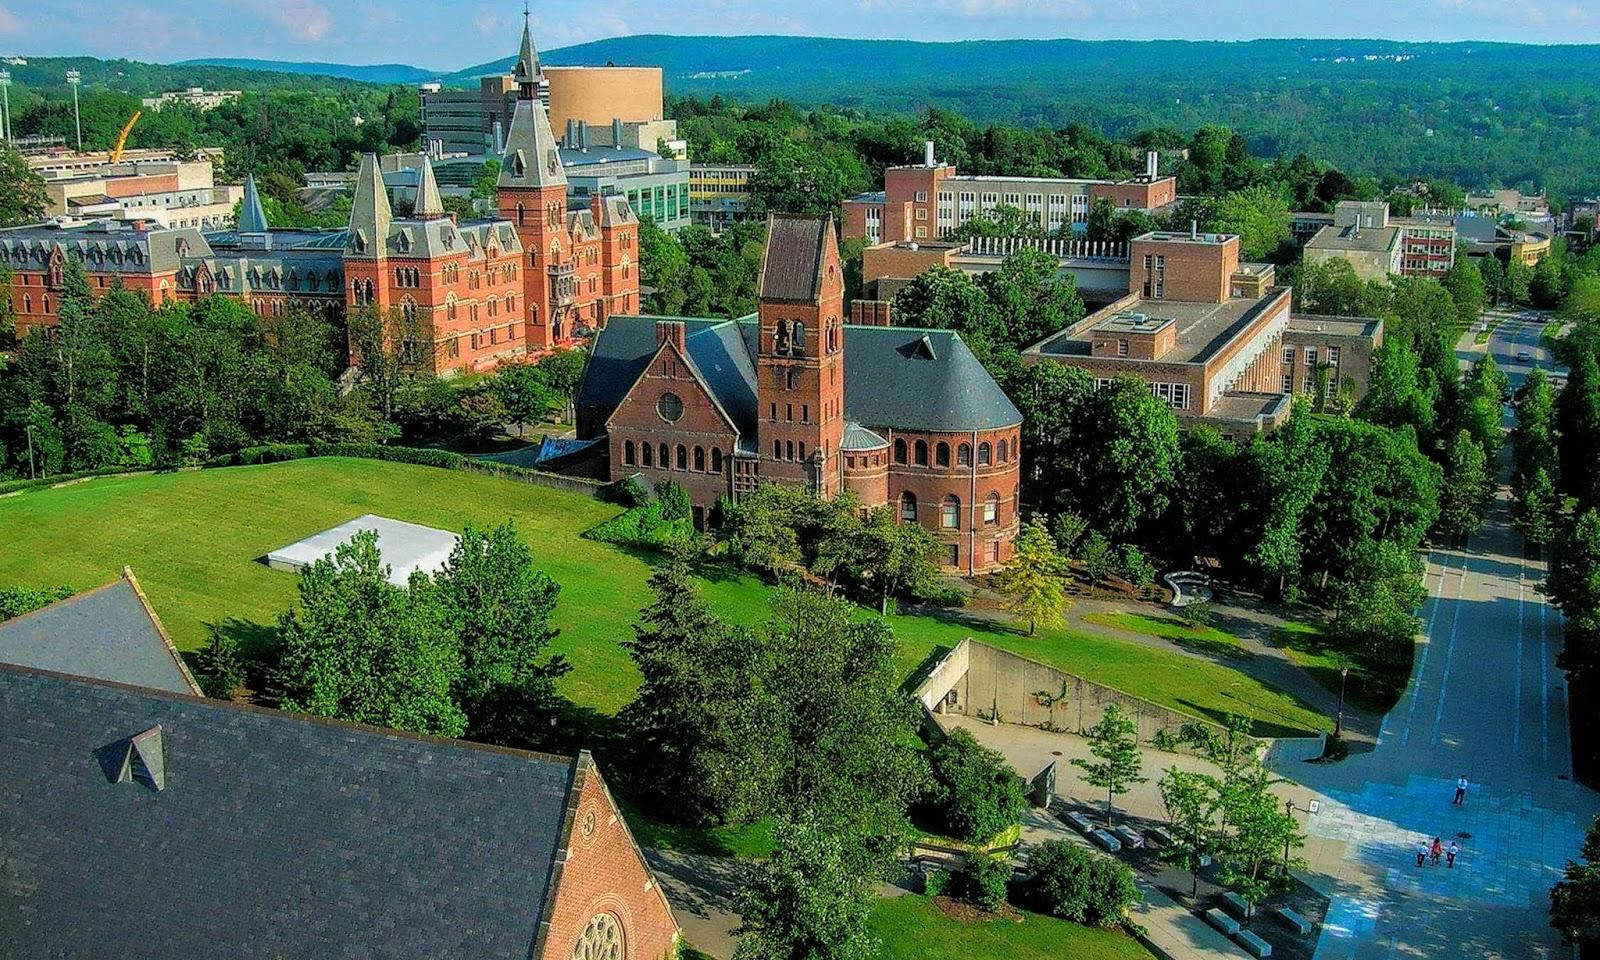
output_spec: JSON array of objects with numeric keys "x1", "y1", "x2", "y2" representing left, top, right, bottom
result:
[
  {"x1": 177, "y1": 58, "x2": 437, "y2": 86},
  {"x1": 0, "y1": 56, "x2": 377, "y2": 93}
]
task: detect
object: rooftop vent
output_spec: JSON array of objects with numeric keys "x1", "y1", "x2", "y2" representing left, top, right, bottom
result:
[{"x1": 100, "y1": 725, "x2": 167, "y2": 791}]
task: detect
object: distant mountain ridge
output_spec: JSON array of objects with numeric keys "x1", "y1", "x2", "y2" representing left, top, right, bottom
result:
[{"x1": 175, "y1": 58, "x2": 438, "y2": 85}]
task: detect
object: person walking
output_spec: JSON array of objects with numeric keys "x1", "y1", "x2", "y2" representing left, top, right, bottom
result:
[
  {"x1": 1430, "y1": 837, "x2": 1443, "y2": 865},
  {"x1": 1416, "y1": 840, "x2": 1428, "y2": 866},
  {"x1": 1453, "y1": 775, "x2": 1469, "y2": 805},
  {"x1": 1447, "y1": 841, "x2": 1459, "y2": 868}
]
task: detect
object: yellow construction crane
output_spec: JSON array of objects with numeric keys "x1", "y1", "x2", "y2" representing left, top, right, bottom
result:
[{"x1": 110, "y1": 110, "x2": 141, "y2": 163}]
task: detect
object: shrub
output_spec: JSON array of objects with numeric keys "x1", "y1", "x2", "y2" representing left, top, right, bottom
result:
[
  {"x1": 1116, "y1": 544, "x2": 1157, "y2": 590},
  {"x1": 927, "y1": 728, "x2": 1029, "y2": 843},
  {"x1": 1023, "y1": 839, "x2": 1138, "y2": 927},
  {"x1": 1081, "y1": 533, "x2": 1115, "y2": 584},
  {"x1": 608, "y1": 474, "x2": 652, "y2": 507},
  {"x1": 958, "y1": 854, "x2": 1011, "y2": 911},
  {"x1": 655, "y1": 479, "x2": 692, "y2": 523},
  {"x1": 923, "y1": 867, "x2": 951, "y2": 897},
  {"x1": 195, "y1": 626, "x2": 247, "y2": 700}
]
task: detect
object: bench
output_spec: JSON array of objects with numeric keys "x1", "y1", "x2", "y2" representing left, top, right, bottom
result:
[
  {"x1": 1145, "y1": 826, "x2": 1174, "y2": 847},
  {"x1": 1113, "y1": 825, "x2": 1145, "y2": 849},
  {"x1": 1205, "y1": 908, "x2": 1241, "y2": 937},
  {"x1": 1237, "y1": 930, "x2": 1273, "y2": 957},
  {"x1": 1065, "y1": 812, "x2": 1096, "y2": 834},
  {"x1": 1274, "y1": 906, "x2": 1311, "y2": 936},
  {"x1": 1223, "y1": 891, "x2": 1255, "y2": 919},
  {"x1": 1089, "y1": 829, "x2": 1122, "y2": 853}
]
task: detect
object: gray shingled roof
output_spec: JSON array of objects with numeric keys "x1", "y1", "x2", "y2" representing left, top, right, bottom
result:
[
  {"x1": 0, "y1": 664, "x2": 576, "y2": 960},
  {"x1": 841, "y1": 421, "x2": 888, "y2": 451},
  {"x1": 580, "y1": 316, "x2": 1021, "y2": 437},
  {"x1": 759, "y1": 214, "x2": 829, "y2": 301},
  {"x1": 0, "y1": 576, "x2": 198, "y2": 695}
]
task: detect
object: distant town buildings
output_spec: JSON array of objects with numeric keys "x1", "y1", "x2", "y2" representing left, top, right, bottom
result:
[
  {"x1": 842, "y1": 141, "x2": 1179, "y2": 243},
  {"x1": 3, "y1": 16, "x2": 641, "y2": 377},
  {"x1": 689, "y1": 162, "x2": 758, "y2": 231},
  {"x1": 577, "y1": 214, "x2": 1024, "y2": 573},
  {"x1": 139, "y1": 87, "x2": 242, "y2": 112}
]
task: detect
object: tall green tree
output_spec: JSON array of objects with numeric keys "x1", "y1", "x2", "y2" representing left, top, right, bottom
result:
[
  {"x1": 1159, "y1": 766, "x2": 1220, "y2": 897},
  {"x1": 733, "y1": 816, "x2": 880, "y2": 960},
  {"x1": 1073, "y1": 703, "x2": 1146, "y2": 827},
  {"x1": 1550, "y1": 510, "x2": 1600, "y2": 684},
  {"x1": 274, "y1": 531, "x2": 466, "y2": 737},
  {"x1": 435, "y1": 522, "x2": 569, "y2": 745},
  {"x1": 994, "y1": 517, "x2": 1068, "y2": 635},
  {"x1": 1436, "y1": 429, "x2": 1492, "y2": 547},
  {"x1": 1209, "y1": 185, "x2": 1291, "y2": 261},
  {"x1": 1551, "y1": 815, "x2": 1600, "y2": 952},
  {"x1": 925, "y1": 728, "x2": 1028, "y2": 843},
  {"x1": 0, "y1": 142, "x2": 48, "y2": 227},
  {"x1": 979, "y1": 246, "x2": 1086, "y2": 349},
  {"x1": 1062, "y1": 376, "x2": 1180, "y2": 541},
  {"x1": 1442, "y1": 255, "x2": 1487, "y2": 330}
]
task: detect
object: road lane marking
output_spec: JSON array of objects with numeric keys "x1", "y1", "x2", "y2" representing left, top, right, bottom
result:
[
  {"x1": 1540, "y1": 593, "x2": 1550, "y2": 763},
  {"x1": 1515, "y1": 568, "x2": 1525, "y2": 756},
  {"x1": 1428, "y1": 554, "x2": 1471, "y2": 745},
  {"x1": 1402, "y1": 552, "x2": 1463, "y2": 747}
]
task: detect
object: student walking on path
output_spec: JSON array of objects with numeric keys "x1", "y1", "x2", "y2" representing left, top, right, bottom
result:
[
  {"x1": 1431, "y1": 837, "x2": 1443, "y2": 865},
  {"x1": 1447, "y1": 841, "x2": 1459, "y2": 868},
  {"x1": 1453, "y1": 776, "x2": 1469, "y2": 805},
  {"x1": 1417, "y1": 841, "x2": 1429, "y2": 867}
]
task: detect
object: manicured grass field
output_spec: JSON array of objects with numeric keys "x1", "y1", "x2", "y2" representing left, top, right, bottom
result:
[
  {"x1": 0, "y1": 458, "x2": 1328, "y2": 736},
  {"x1": 866, "y1": 894, "x2": 1154, "y2": 960},
  {"x1": 1083, "y1": 611, "x2": 1250, "y2": 659}
]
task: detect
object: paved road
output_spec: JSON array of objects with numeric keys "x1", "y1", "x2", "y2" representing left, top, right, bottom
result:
[
  {"x1": 1290, "y1": 457, "x2": 1598, "y2": 956},
  {"x1": 1463, "y1": 309, "x2": 1569, "y2": 392}
]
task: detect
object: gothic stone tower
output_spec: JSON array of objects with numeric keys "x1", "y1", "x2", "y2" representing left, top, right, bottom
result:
[
  {"x1": 496, "y1": 13, "x2": 571, "y2": 351},
  {"x1": 755, "y1": 214, "x2": 846, "y2": 497}
]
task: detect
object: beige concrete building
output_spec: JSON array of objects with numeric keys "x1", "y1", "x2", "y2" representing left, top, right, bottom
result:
[
  {"x1": 140, "y1": 87, "x2": 241, "y2": 112},
  {"x1": 35, "y1": 157, "x2": 241, "y2": 230}
]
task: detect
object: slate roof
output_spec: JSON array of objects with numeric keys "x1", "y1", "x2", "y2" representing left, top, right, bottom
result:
[
  {"x1": 580, "y1": 315, "x2": 1021, "y2": 437},
  {"x1": 841, "y1": 421, "x2": 889, "y2": 451},
  {"x1": 237, "y1": 173, "x2": 270, "y2": 233},
  {"x1": 759, "y1": 214, "x2": 829, "y2": 301},
  {"x1": 0, "y1": 221, "x2": 215, "y2": 275},
  {"x1": 0, "y1": 573, "x2": 199, "y2": 696},
  {"x1": 0, "y1": 663, "x2": 578, "y2": 960}
]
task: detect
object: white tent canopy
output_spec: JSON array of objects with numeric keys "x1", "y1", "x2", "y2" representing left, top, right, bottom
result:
[{"x1": 265, "y1": 515, "x2": 459, "y2": 586}]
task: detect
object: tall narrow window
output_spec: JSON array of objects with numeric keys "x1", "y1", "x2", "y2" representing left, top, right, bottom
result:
[
  {"x1": 942, "y1": 496, "x2": 961, "y2": 529},
  {"x1": 900, "y1": 492, "x2": 917, "y2": 522},
  {"x1": 624, "y1": 440, "x2": 636, "y2": 466},
  {"x1": 914, "y1": 440, "x2": 929, "y2": 467},
  {"x1": 936, "y1": 442, "x2": 950, "y2": 467}
]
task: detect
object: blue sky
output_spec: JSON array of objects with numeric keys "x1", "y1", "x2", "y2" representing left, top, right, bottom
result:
[{"x1": 6, "y1": 0, "x2": 1600, "y2": 67}]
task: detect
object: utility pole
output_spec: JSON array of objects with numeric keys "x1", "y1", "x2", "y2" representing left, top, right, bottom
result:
[
  {"x1": 66, "y1": 69, "x2": 82, "y2": 151},
  {"x1": 0, "y1": 70, "x2": 11, "y2": 143}
]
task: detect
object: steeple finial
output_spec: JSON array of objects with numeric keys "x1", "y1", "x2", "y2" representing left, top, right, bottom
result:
[{"x1": 513, "y1": 7, "x2": 541, "y2": 101}]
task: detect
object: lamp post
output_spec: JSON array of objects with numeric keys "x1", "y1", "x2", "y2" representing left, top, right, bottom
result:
[
  {"x1": 0, "y1": 70, "x2": 11, "y2": 143},
  {"x1": 66, "y1": 69, "x2": 82, "y2": 151},
  {"x1": 25, "y1": 423, "x2": 36, "y2": 480}
]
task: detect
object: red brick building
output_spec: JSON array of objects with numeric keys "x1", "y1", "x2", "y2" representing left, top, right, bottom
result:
[
  {"x1": 577, "y1": 214, "x2": 1023, "y2": 574},
  {"x1": 3, "y1": 23, "x2": 638, "y2": 376}
]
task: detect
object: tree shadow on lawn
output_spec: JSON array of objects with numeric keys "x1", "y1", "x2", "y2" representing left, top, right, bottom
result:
[
  {"x1": 1089, "y1": 612, "x2": 1252, "y2": 662},
  {"x1": 604, "y1": 542, "x2": 750, "y2": 587},
  {"x1": 1262, "y1": 625, "x2": 1404, "y2": 716},
  {"x1": 1174, "y1": 695, "x2": 1320, "y2": 741}
]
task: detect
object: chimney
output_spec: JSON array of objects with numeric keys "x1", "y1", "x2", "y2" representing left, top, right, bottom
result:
[
  {"x1": 565, "y1": 118, "x2": 577, "y2": 147},
  {"x1": 578, "y1": 121, "x2": 589, "y2": 152},
  {"x1": 612, "y1": 117, "x2": 624, "y2": 150},
  {"x1": 1146, "y1": 150, "x2": 1159, "y2": 181},
  {"x1": 924, "y1": 140, "x2": 936, "y2": 168},
  {"x1": 656, "y1": 319, "x2": 687, "y2": 353}
]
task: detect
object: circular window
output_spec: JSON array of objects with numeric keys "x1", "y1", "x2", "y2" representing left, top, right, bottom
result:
[
  {"x1": 573, "y1": 913, "x2": 623, "y2": 960},
  {"x1": 657, "y1": 392, "x2": 684, "y2": 423}
]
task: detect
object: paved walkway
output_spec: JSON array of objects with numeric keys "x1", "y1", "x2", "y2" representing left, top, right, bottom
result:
[{"x1": 1284, "y1": 485, "x2": 1599, "y2": 960}]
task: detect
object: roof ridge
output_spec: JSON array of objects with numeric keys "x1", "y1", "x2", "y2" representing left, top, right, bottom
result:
[{"x1": 120, "y1": 567, "x2": 203, "y2": 696}]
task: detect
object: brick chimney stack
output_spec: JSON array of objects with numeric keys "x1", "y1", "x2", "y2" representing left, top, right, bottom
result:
[{"x1": 656, "y1": 319, "x2": 686, "y2": 352}]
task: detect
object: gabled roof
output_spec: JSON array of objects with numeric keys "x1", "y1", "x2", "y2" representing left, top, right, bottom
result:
[
  {"x1": 759, "y1": 213, "x2": 831, "y2": 302},
  {"x1": 0, "y1": 570, "x2": 199, "y2": 695},
  {"x1": 582, "y1": 316, "x2": 1021, "y2": 436},
  {"x1": 0, "y1": 663, "x2": 579, "y2": 960},
  {"x1": 237, "y1": 173, "x2": 269, "y2": 233}
]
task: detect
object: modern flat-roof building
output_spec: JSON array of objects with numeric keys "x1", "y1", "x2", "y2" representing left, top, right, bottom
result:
[
  {"x1": 33, "y1": 156, "x2": 241, "y2": 230},
  {"x1": 1282, "y1": 314, "x2": 1386, "y2": 405},
  {"x1": 689, "y1": 163, "x2": 759, "y2": 232},
  {"x1": 140, "y1": 87, "x2": 242, "y2": 112},
  {"x1": 1299, "y1": 201, "x2": 1456, "y2": 280},
  {"x1": 842, "y1": 141, "x2": 1179, "y2": 244}
]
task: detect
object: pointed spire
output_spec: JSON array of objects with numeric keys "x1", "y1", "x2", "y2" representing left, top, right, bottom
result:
[
  {"x1": 347, "y1": 153, "x2": 392, "y2": 259},
  {"x1": 513, "y1": 7, "x2": 541, "y2": 100},
  {"x1": 238, "y1": 173, "x2": 269, "y2": 233},
  {"x1": 413, "y1": 155, "x2": 446, "y2": 220},
  {"x1": 499, "y1": 95, "x2": 567, "y2": 190}
]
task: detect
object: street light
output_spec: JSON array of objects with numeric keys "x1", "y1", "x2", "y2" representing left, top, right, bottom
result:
[
  {"x1": 0, "y1": 70, "x2": 11, "y2": 143},
  {"x1": 66, "y1": 69, "x2": 82, "y2": 151},
  {"x1": 1282, "y1": 798, "x2": 1319, "y2": 873}
]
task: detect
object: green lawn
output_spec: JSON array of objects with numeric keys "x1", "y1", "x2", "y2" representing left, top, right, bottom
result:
[
  {"x1": 867, "y1": 894, "x2": 1153, "y2": 960},
  {"x1": 1269, "y1": 621, "x2": 1405, "y2": 714},
  {"x1": 1083, "y1": 611, "x2": 1250, "y2": 659},
  {"x1": 0, "y1": 458, "x2": 1327, "y2": 737}
]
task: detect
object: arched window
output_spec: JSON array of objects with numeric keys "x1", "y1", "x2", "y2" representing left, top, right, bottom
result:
[
  {"x1": 942, "y1": 496, "x2": 961, "y2": 529},
  {"x1": 694, "y1": 446, "x2": 706, "y2": 471},
  {"x1": 936, "y1": 442, "x2": 950, "y2": 468},
  {"x1": 894, "y1": 438, "x2": 907, "y2": 464},
  {"x1": 773, "y1": 439, "x2": 782, "y2": 459},
  {"x1": 791, "y1": 321, "x2": 805, "y2": 356},
  {"x1": 516, "y1": 202, "x2": 526, "y2": 225},
  {"x1": 999, "y1": 439, "x2": 1009, "y2": 462},
  {"x1": 786, "y1": 368, "x2": 797, "y2": 391},
  {"x1": 957, "y1": 443, "x2": 972, "y2": 466},
  {"x1": 774, "y1": 320, "x2": 789, "y2": 354},
  {"x1": 624, "y1": 440, "x2": 636, "y2": 466},
  {"x1": 786, "y1": 440, "x2": 795, "y2": 461},
  {"x1": 914, "y1": 440, "x2": 929, "y2": 467},
  {"x1": 978, "y1": 442, "x2": 992, "y2": 466},
  {"x1": 658, "y1": 443, "x2": 669, "y2": 467},
  {"x1": 22, "y1": 294, "x2": 30, "y2": 314},
  {"x1": 711, "y1": 449, "x2": 723, "y2": 473},
  {"x1": 900, "y1": 492, "x2": 918, "y2": 522},
  {"x1": 642, "y1": 443, "x2": 653, "y2": 467},
  {"x1": 984, "y1": 492, "x2": 999, "y2": 525},
  {"x1": 676, "y1": 445, "x2": 687, "y2": 470}
]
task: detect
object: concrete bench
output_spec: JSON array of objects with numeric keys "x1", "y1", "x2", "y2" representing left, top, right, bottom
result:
[
  {"x1": 1237, "y1": 930, "x2": 1273, "y2": 957},
  {"x1": 1089, "y1": 829, "x2": 1122, "y2": 853},
  {"x1": 1113, "y1": 825, "x2": 1145, "y2": 849},
  {"x1": 1223, "y1": 891, "x2": 1255, "y2": 919},
  {"x1": 1205, "y1": 908, "x2": 1241, "y2": 937},
  {"x1": 1145, "y1": 826, "x2": 1174, "y2": 847},
  {"x1": 1274, "y1": 906, "x2": 1310, "y2": 935},
  {"x1": 1065, "y1": 812, "x2": 1096, "y2": 834}
]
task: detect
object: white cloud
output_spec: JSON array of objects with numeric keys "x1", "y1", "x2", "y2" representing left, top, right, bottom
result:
[
  {"x1": 0, "y1": 4, "x2": 20, "y2": 37},
  {"x1": 859, "y1": 0, "x2": 1095, "y2": 17}
]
